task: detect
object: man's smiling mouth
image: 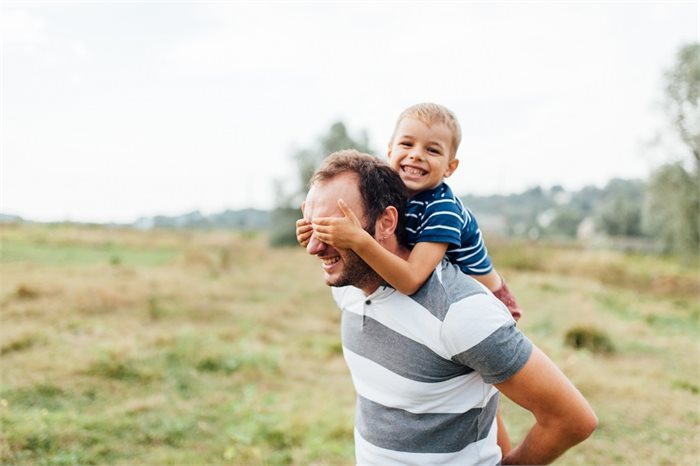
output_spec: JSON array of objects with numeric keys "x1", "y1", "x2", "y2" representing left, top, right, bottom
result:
[{"x1": 322, "y1": 257, "x2": 340, "y2": 266}]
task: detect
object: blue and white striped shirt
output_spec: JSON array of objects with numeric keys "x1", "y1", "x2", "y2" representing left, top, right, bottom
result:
[{"x1": 406, "y1": 183, "x2": 493, "y2": 275}]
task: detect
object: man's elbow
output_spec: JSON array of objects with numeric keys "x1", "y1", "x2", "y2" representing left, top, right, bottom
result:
[
  {"x1": 580, "y1": 410, "x2": 599, "y2": 440},
  {"x1": 565, "y1": 408, "x2": 598, "y2": 443}
]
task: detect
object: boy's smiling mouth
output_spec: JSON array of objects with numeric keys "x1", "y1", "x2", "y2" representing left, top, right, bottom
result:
[{"x1": 401, "y1": 165, "x2": 427, "y2": 177}]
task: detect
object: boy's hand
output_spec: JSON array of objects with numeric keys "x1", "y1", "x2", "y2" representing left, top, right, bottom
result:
[
  {"x1": 312, "y1": 199, "x2": 370, "y2": 250},
  {"x1": 296, "y1": 218, "x2": 313, "y2": 248}
]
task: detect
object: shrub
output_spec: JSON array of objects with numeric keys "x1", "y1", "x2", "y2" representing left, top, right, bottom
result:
[{"x1": 564, "y1": 326, "x2": 615, "y2": 354}]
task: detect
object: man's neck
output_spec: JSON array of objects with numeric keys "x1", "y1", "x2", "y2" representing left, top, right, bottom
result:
[{"x1": 359, "y1": 242, "x2": 411, "y2": 295}]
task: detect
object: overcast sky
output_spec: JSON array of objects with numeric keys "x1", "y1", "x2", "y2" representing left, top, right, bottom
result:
[{"x1": 1, "y1": 1, "x2": 698, "y2": 223}]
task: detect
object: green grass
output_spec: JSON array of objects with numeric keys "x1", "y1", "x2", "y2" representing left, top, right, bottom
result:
[
  {"x1": 0, "y1": 239, "x2": 178, "y2": 267},
  {"x1": 1, "y1": 225, "x2": 698, "y2": 465}
]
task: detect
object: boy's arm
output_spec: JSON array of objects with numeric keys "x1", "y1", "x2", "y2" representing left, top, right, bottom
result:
[
  {"x1": 471, "y1": 269, "x2": 502, "y2": 290},
  {"x1": 312, "y1": 200, "x2": 448, "y2": 295},
  {"x1": 358, "y1": 239, "x2": 448, "y2": 295},
  {"x1": 495, "y1": 347, "x2": 598, "y2": 464}
]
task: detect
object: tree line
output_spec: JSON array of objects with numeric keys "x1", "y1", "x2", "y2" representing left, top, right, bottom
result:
[{"x1": 271, "y1": 43, "x2": 699, "y2": 259}]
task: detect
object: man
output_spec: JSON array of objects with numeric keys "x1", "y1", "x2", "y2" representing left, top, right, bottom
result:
[{"x1": 303, "y1": 150, "x2": 597, "y2": 465}]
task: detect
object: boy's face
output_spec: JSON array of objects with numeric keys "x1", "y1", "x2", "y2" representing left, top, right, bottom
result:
[{"x1": 387, "y1": 118, "x2": 459, "y2": 197}]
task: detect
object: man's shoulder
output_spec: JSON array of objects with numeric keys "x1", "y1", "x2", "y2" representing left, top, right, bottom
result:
[
  {"x1": 409, "y1": 260, "x2": 503, "y2": 322},
  {"x1": 435, "y1": 260, "x2": 487, "y2": 298}
]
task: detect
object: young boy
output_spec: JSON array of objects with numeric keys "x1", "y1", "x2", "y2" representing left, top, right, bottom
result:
[
  {"x1": 297, "y1": 103, "x2": 523, "y2": 455},
  {"x1": 296, "y1": 102, "x2": 523, "y2": 319}
]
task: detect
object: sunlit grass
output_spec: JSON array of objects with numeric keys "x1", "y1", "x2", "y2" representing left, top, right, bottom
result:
[{"x1": 1, "y1": 225, "x2": 698, "y2": 465}]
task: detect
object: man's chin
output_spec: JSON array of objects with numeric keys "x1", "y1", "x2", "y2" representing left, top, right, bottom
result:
[{"x1": 324, "y1": 274, "x2": 349, "y2": 288}]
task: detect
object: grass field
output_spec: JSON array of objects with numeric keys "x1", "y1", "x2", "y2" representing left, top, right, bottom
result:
[{"x1": 1, "y1": 224, "x2": 698, "y2": 465}]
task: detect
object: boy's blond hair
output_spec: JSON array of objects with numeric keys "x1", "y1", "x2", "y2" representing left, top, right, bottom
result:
[{"x1": 391, "y1": 103, "x2": 462, "y2": 159}]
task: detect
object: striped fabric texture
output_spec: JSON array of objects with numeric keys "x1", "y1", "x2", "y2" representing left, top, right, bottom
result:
[
  {"x1": 332, "y1": 261, "x2": 532, "y2": 466},
  {"x1": 405, "y1": 182, "x2": 494, "y2": 275}
]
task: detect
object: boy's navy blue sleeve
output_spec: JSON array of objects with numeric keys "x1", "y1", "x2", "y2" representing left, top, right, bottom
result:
[
  {"x1": 448, "y1": 208, "x2": 494, "y2": 275},
  {"x1": 412, "y1": 198, "x2": 464, "y2": 247}
]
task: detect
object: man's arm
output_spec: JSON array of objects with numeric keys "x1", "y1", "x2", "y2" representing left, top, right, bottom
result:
[{"x1": 495, "y1": 346, "x2": 598, "y2": 465}]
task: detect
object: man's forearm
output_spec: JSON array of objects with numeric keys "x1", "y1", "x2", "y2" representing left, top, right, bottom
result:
[
  {"x1": 495, "y1": 347, "x2": 598, "y2": 465},
  {"x1": 501, "y1": 420, "x2": 593, "y2": 465}
]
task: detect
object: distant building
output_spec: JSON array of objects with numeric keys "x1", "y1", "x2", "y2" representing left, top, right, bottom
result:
[{"x1": 576, "y1": 216, "x2": 596, "y2": 242}]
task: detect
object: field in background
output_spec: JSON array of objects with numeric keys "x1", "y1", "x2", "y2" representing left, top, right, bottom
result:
[{"x1": 1, "y1": 224, "x2": 698, "y2": 465}]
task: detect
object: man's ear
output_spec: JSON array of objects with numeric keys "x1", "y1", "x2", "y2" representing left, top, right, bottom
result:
[{"x1": 375, "y1": 206, "x2": 399, "y2": 239}]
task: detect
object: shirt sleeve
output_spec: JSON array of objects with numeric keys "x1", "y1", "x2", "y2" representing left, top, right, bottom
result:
[
  {"x1": 450, "y1": 323, "x2": 533, "y2": 384},
  {"x1": 440, "y1": 293, "x2": 531, "y2": 384},
  {"x1": 413, "y1": 199, "x2": 465, "y2": 247},
  {"x1": 448, "y1": 208, "x2": 494, "y2": 275}
]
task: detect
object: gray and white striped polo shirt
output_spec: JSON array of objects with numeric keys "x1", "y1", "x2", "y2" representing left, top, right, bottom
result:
[{"x1": 332, "y1": 260, "x2": 532, "y2": 466}]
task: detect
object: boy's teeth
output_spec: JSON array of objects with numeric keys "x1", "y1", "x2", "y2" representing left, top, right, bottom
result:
[{"x1": 404, "y1": 166, "x2": 426, "y2": 176}]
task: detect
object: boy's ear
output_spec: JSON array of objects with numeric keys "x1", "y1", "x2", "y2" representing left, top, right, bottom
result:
[
  {"x1": 386, "y1": 142, "x2": 393, "y2": 159},
  {"x1": 444, "y1": 158, "x2": 460, "y2": 178},
  {"x1": 375, "y1": 206, "x2": 399, "y2": 240}
]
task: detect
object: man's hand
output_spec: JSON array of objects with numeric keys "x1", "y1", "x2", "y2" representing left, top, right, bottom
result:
[
  {"x1": 496, "y1": 347, "x2": 598, "y2": 465},
  {"x1": 312, "y1": 199, "x2": 371, "y2": 250}
]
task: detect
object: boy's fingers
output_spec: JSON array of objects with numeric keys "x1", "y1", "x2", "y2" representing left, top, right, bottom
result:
[
  {"x1": 337, "y1": 199, "x2": 361, "y2": 225},
  {"x1": 312, "y1": 217, "x2": 335, "y2": 226}
]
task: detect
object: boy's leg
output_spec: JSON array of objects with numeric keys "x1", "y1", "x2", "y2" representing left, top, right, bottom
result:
[{"x1": 492, "y1": 276, "x2": 523, "y2": 321}]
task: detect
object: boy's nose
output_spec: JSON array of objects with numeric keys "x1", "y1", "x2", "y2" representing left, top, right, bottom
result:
[{"x1": 408, "y1": 149, "x2": 424, "y2": 160}]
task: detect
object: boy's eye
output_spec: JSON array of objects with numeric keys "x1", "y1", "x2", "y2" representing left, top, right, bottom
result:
[
  {"x1": 428, "y1": 148, "x2": 441, "y2": 155},
  {"x1": 399, "y1": 142, "x2": 412, "y2": 147}
]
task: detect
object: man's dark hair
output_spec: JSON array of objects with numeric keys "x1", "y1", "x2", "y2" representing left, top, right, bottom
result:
[{"x1": 311, "y1": 150, "x2": 408, "y2": 247}]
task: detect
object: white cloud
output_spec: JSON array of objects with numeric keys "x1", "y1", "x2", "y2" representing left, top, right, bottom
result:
[{"x1": 0, "y1": 7, "x2": 48, "y2": 46}]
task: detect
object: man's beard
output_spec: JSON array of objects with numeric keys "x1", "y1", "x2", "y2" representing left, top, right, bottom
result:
[{"x1": 327, "y1": 248, "x2": 380, "y2": 290}]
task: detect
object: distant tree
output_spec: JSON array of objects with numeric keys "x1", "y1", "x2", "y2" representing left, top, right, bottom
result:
[
  {"x1": 643, "y1": 43, "x2": 700, "y2": 257},
  {"x1": 664, "y1": 43, "x2": 699, "y2": 163},
  {"x1": 644, "y1": 162, "x2": 698, "y2": 254},
  {"x1": 595, "y1": 179, "x2": 645, "y2": 237},
  {"x1": 269, "y1": 122, "x2": 374, "y2": 246},
  {"x1": 570, "y1": 185, "x2": 605, "y2": 215},
  {"x1": 546, "y1": 207, "x2": 586, "y2": 238}
]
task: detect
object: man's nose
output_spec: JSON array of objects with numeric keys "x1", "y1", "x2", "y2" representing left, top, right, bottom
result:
[{"x1": 306, "y1": 232, "x2": 326, "y2": 255}]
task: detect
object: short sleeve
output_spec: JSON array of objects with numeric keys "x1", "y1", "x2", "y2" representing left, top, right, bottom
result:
[
  {"x1": 447, "y1": 208, "x2": 494, "y2": 275},
  {"x1": 440, "y1": 292, "x2": 531, "y2": 384},
  {"x1": 414, "y1": 199, "x2": 464, "y2": 247},
  {"x1": 451, "y1": 323, "x2": 533, "y2": 384}
]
